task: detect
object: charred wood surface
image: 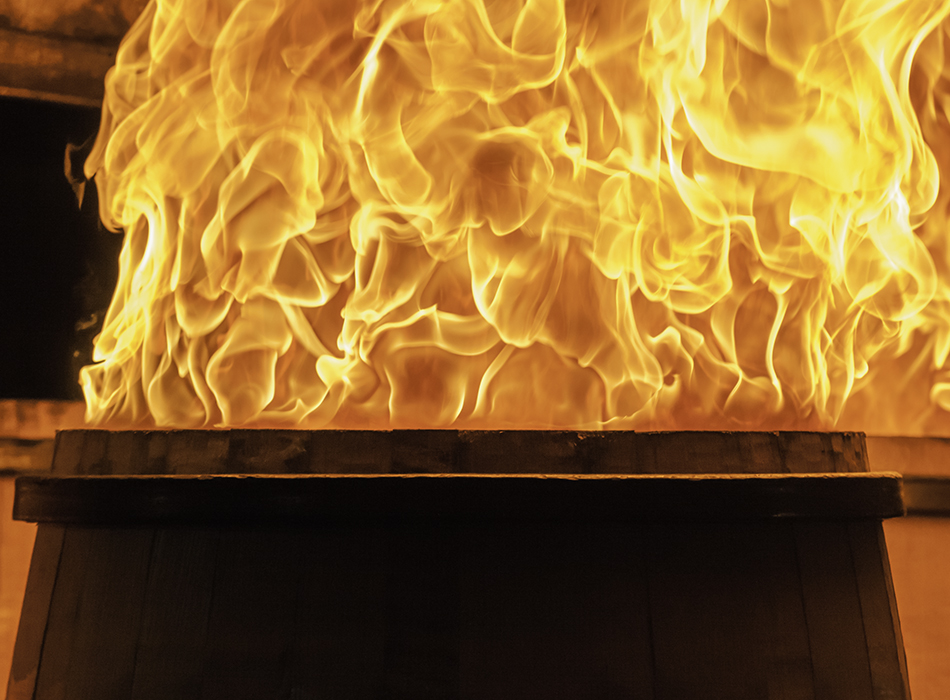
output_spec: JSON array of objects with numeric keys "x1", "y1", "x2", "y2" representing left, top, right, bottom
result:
[
  {"x1": 7, "y1": 519, "x2": 910, "y2": 700},
  {"x1": 13, "y1": 472, "x2": 905, "y2": 525},
  {"x1": 49, "y1": 429, "x2": 871, "y2": 476}
]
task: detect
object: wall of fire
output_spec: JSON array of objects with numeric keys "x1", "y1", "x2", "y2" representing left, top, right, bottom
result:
[{"x1": 0, "y1": 1, "x2": 947, "y2": 699}]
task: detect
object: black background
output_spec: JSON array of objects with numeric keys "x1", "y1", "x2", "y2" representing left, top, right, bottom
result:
[{"x1": 0, "y1": 96, "x2": 121, "y2": 399}]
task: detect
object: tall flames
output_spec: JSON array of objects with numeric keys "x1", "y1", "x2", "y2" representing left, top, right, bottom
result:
[{"x1": 80, "y1": 0, "x2": 950, "y2": 433}]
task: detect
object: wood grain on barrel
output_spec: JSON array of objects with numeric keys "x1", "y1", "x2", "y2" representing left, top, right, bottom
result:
[
  {"x1": 290, "y1": 528, "x2": 391, "y2": 699},
  {"x1": 847, "y1": 523, "x2": 911, "y2": 700},
  {"x1": 382, "y1": 528, "x2": 460, "y2": 700},
  {"x1": 129, "y1": 530, "x2": 219, "y2": 700},
  {"x1": 647, "y1": 522, "x2": 771, "y2": 700},
  {"x1": 795, "y1": 522, "x2": 876, "y2": 700},
  {"x1": 5, "y1": 526, "x2": 64, "y2": 700},
  {"x1": 11, "y1": 473, "x2": 906, "y2": 526},
  {"x1": 755, "y1": 524, "x2": 815, "y2": 700},
  {"x1": 11, "y1": 520, "x2": 913, "y2": 700},
  {"x1": 197, "y1": 531, "x2": 300, "y2": 700},
  {"x1": 33, "y1": 528, "x2": 154, "y2": 700},
  {"x1": 458, "y1": 524, "x2": 655, "y2": 699},
  {"x1": 47, "y1": 430, "x2": 871, "y2": 476}
]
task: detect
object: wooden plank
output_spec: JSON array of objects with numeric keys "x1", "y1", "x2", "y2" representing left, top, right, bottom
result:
[
  {"x1": 33, "y1": 527, "x2": 154, "y2": 700},
  {"x1": 455, "y1": 431, "x2": 638, "y2": 473},
  {"x1": 458, "y1": 523, "x2": 654, "y2": 699},
  {"x1": 380, "y1": 527, "x2": 460, "y2": 700},
  {"x1": 645, "y1": 522, "x2": 769, "y2": 700},
  {"x1": 648, "y1": 522, "x2": 816, "y2": 700},
  {"x1": 50, "y1": 432, "x2": 85, "y2": 476},
  {"x1": 51, "y1": 429, "x2": 871, "y2": 477},
  {"x1": 754, "y1": 523, "x2": 816, "y2": 700},
  {"x1": 308, "y1": 431, "x2": 393, "y2": 473},
  {"x1": 289, "y1": 527, "x2": 390, "y2": 699},
  {"x1": 75, "y1": 430, "x2": 109, "y2": 475},
  {"x1": 103, "y1": 431, "x2": 150, "y2": 475},
  {"x1": 828, "y1": 432, "x2": 870, "y2": 473},
  {"x1": 389, "y1": 431, "x2": 460, "y2": 473},
  {"x1": 143, "y1": 431, "x2": 171, "y2": 475},
  {"x1": 12, "y1": 473, "x2": 906, "y2": 526},
  {"x1": 225, "y1": 430, "x2": 311, "y2": 473},
  {"x1": 5, "y1": 525, "x2": 64, "y2": 700},
  {"x1": 848, "y1": 523, "x2": 910, "y2": 700},
  {"x1": 571, "y1": 431, "x2": 640, "y2": 473},
  {"x1": 794, "y1": 522, "x2": 875, "y2": 700},
  {"x1": 635, "y1": 431, "x2": 868, "y2": 474},
  {"x1": 783, "y1": 432, "x2": 868, "y2": 473},
  {"x1": 166, "y1": 432, "x2": 230, "y2": 475},
  {"x1": 129, "y1": 529, "x2": 219, "y2": 700},
  {"x1": 638, "y1": 431, "x2": 746, "y2": 473},
  {"x1": 196, "y1": 530, "x2": 300, "y2": 700},
  {"x1": 53, "y1": 431, "x2": 149, "y2": 476},
  {"x1": 0, "y1": 478, "x2": 36, "y2": 696}
]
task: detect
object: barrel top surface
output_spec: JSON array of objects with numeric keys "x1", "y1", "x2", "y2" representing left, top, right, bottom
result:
[
  {"x1": 13, "y1": 471, "x2": 904, "y2": 525},
  {"x1": 50, "y1": 429, "x2": 870, "y2": 476}
]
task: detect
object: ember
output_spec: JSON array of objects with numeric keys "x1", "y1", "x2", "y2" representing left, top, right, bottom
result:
[{"x1": 80, "y1": 0, "x2": 950, "y2": 433}]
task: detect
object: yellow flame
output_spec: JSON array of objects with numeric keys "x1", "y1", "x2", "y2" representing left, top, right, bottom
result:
[{"x1": 80, "y1": 0, "x2": 950, "y2": 433}]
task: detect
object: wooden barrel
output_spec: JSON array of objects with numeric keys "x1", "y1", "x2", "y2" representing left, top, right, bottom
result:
[{"x1": 7, "y1": 430, "x2": 908, "y2": 700}]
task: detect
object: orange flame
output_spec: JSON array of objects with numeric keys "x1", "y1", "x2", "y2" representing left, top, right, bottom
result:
[{"x1": 81, "y1": 0, "x2": 950, "y2": 433}]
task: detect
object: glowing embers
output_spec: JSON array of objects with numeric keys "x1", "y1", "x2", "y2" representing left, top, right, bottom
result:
[{"x1": 81, "y1": 0, "x2": 950, "y2": 433}]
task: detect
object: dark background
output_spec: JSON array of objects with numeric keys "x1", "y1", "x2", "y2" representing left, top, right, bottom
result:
[{"x1": 0, "y1": 96, "x2": 121, "y2": 399}]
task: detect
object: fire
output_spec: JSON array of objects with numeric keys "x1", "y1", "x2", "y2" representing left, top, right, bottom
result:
[{"x1": 80, "y1": 0, "x2": 950, "y2": 433}]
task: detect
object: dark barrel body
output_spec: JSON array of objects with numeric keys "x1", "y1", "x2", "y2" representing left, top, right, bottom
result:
[{"x1": 6, "y1": 430, "x2": 909, "y2": 700}]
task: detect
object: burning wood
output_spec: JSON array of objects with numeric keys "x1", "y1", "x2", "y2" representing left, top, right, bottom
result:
[{"x1": 77, "y1": 0, "x2": 950, "y2": 433}]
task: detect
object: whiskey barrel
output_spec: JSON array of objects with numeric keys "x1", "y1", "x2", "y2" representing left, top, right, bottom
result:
[{"x1": 7, "y1": 431, "x2": 908, "y2": 700}]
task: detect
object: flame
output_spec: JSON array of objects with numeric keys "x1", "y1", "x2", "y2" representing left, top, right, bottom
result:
[{"x1": 80, "y1": 0, "x2": 950, "y2": 433}]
